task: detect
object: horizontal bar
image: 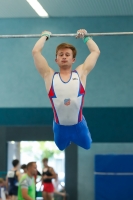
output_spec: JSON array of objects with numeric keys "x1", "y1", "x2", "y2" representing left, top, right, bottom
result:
[{"x1": 0, "y1": 32, "x2": 133, "y2": 38}]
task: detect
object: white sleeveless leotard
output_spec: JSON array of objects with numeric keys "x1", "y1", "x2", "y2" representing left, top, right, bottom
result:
[{"x1": 48, "y1": 70, "x2": 85, "y2": 125}]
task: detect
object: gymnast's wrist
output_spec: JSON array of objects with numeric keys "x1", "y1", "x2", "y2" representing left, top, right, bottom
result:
[
  {"x1": 41, "y1": 34, "x2": 49, "y2": 41},
  {"x1": 41, "y1": 32, "x2": 51, "y2": 40},
  {"x1": 83, "y1": 36, "x2": 92, "y2": 44},
  {"x1": 41, "y1": 34, "x2": 48, "y2": 40}
]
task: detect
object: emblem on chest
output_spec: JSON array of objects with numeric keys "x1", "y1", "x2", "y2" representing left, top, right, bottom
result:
[{"x1": 64, "y1": 98, "x2": 71, "y2": 106}]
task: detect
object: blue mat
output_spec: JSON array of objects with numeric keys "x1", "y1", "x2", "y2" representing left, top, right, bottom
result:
[{"x1": 95, "y1": 155, "x2": 133, "y2": 200}]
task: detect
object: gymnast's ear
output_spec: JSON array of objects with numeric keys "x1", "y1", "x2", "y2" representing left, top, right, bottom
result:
[{"x1": 72, "y1": 58, "x2": 76, "y2": 63}]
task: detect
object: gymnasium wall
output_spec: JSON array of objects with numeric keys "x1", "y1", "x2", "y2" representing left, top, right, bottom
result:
[
  {"x1": 0, "y1": 16, "x2": 133, "y2": 200},
  {"x1": 78, "y1": 144, "x2": 133, "y2": 200},
  {"x1": 0, "y1": 17, "x2": 133, "y2": 107},
  {"x1": 74, "y1": 17, "x2": 133, "y2": 200}
]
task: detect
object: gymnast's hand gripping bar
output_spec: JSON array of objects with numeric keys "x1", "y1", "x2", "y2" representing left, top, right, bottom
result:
[{"x1": 0, "y1": 32, "x2": 133, "y2": 38}]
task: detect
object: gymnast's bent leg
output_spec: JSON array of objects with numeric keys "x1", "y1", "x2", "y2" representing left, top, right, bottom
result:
[
  {"x1": 53, "y1": 121, "x2": 70, "y2": 151},
  {"x1": 71, "y1": 117, "x2": 92, "y2": 150}
]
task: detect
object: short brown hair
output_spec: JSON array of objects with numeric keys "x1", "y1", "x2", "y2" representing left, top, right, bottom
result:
[
  {"x1": 42, "y1": 158, "x2": 48, "y2": 163},
  {"x1": 56, "y1": 43, "x2": 77, "y2": 58},
  {"x1": 27, "y1": 162, "x2": 36, "y2": 169}
]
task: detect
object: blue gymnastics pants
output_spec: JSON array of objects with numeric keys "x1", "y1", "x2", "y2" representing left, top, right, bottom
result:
[{"x1": 53, "y1": 116, "x2": 92, "y2": 151}]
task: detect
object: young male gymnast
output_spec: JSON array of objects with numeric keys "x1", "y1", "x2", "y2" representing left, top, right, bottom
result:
[{"x1": 32, "y1": 29, "x2": 100, "y2": 150}]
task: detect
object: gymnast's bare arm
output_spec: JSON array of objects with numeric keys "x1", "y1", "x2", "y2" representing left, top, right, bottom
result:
[
  {"x1": 32, "y1": 32, "x2": 54, "y2": 92},
  {"x1": 76, "y1": 29, "x2": 100, "y2": 88}
]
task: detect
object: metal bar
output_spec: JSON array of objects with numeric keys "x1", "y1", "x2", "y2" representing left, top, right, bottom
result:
[{"x1": 0, "y1": 32, "x2": 133, "y2": 38}]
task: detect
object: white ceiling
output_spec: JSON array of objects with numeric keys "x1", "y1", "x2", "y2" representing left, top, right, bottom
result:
[{"x1": 0, "y1": 0, "x2": 133, "y2": 18}]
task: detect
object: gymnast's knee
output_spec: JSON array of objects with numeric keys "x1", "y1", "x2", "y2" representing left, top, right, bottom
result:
[
  {"x1": 55, "y1": 141, "x2": 66, "y2": 151},
  {"x1": 55, "y1": 140, "x2": 70, "y2": 151},
  {"x1": 58, "y1": 146, "x2": 66, "y2": 151},
  {"x1": 83, "y1": 140, "x2": 92, "y2": 150}
]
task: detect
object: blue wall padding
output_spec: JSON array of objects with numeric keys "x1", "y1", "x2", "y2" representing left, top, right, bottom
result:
[
  {"x1": 95, "y1": 155, "x2": 133, "y2": 172},
  {"x1": 95, "y1": 175, "x2": 133, "y2": 200},
  {"x1": 95, "y1": 155, "x2": 133, "y2": 200}
]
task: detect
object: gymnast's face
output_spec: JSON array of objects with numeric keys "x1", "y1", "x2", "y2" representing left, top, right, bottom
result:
[
  {"x1": 55, "y1": 48, "x2": 75, "y2": 68},
  {"x1": 28, "y1": 163, "x2": 37, "y2": 176},
  {"x1": 43, "y1": 161, "x2": 48, "y2": 167}
]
